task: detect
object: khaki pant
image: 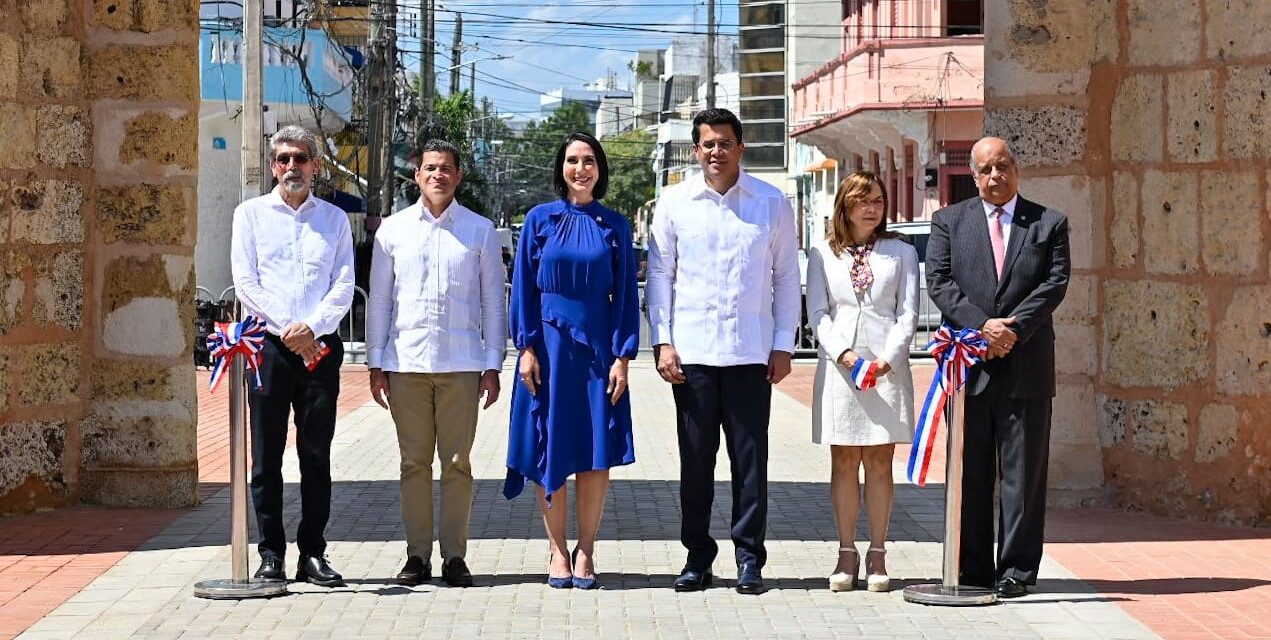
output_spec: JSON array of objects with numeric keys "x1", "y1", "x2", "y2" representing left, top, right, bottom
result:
[{"x1": 387, "y1": 371, "x2": 480, "y2": 562}]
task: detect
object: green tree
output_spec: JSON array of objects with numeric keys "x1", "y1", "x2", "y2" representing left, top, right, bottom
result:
[
  {"x1": 627, "y1": 59, "x2": 655, "y2": 81},
  {"x1": 601, "y1": 129, "x2": 656, "y2": 223},
  {"x1": 505, "y1": 102, "x2": 594, "y2": 216},
  {"x1": 400, "y1": 78, "x2": 492, "y2": 216}
]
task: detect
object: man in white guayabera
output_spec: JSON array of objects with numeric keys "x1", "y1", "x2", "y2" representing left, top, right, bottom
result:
[{"x1": 365, "y1": 138, "x2": 506, "y2": 589}]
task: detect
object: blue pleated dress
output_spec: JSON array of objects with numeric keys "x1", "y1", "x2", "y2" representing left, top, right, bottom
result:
[{"x1": 504, "y1": 199, "x2": 641, "y2": 500}]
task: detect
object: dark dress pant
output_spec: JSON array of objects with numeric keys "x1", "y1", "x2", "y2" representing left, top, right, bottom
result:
[
  {"x1": 248, "y1": 333, "x2": 343, "y2": 560},
  {"x1": 673, "y1": 364, "x2": 771, "y2": 570},
  {"x1": 958, "y1": 378, "x2": 1052, "y2": 587}
]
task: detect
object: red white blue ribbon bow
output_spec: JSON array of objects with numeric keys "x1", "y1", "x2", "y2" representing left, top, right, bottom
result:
[
  {"x1": 906, "y1": 323, "x2": 988, "y2": 486},
  {"x1": 850, "y1": 359, "x2": 880, "y2": 391},
  {"x1": 207, "y1": 316, "x2": 267, "y2": 393}
]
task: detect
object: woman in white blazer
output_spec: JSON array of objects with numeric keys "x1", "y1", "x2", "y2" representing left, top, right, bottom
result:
[{"x1": 805, "y1": 171, "x2": 920, "y2": 592}]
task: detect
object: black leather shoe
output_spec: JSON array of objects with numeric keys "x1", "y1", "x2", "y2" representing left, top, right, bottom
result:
[
  {"x1": 441, "y1": 557, "x2": 474, "y2": 587},
  {"x1": 253, "y1": 556, "x2": 285, "y2": 581},
  {"x1": 673, "y1": 567, "x2": 713, "y2": 592},
  {"x1": 735, "y1": 562, "x2": 764, "y2": 595},
  {"x1": 996, "y1": 577, "x2": 1028, "y2": 598},
  {"x1": 396, "y1": 556, "x2": 431, "y2": 586},
  {"x1": 296, "y1": 555, "x2": 345, "y2": 587}
]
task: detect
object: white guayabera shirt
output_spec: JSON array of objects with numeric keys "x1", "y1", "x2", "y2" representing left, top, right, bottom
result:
[
  {"x1": 365, "y1": 199, "x2": 507, "y2": 373},
  {"x1": 646, "y1": 170, "x2": 801, "y2": 367}
]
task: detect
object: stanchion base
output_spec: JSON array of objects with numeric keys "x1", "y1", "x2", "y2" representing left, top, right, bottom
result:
[
  {"x1": 193, "y1": 578, "x2": 288, "y2": 600},
  {"x1": 903, "y1": 583, "x2": 997, "y2": 606}
]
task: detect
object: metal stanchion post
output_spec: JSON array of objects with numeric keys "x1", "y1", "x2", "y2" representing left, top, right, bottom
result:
[
  {"x1": 903, "y1": 388, "x2": 997, "y2": 606},
  {"x1": 194, "y1": 303, "x2": 286, "y2": 600}
]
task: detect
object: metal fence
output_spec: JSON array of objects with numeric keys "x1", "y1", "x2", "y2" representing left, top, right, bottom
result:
[
  {"x1": 198, "y1": 281, "x2": 937, "y2": 367},
  {"x1": 201, "y1": 285, "x2": 371, "y2": 365},
  {"x1": 794, "y1": 284, "x2": 940, "y2": 358}
]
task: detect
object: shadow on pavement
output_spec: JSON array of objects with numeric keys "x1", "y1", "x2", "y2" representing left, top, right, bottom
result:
[
  {"x1": 1037, "y1": 576, "x2": 1271, "y2": 596},
  {"x1": 308, "y1": 479, "x2": 946, "y2": 544},
  {"x1": 1046, "y1": 506, "x2": 1271, "y2": 544}
]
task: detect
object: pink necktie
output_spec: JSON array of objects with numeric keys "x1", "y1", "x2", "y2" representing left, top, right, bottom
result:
[{"x1": 990, "y1": 207, "x2": 1006, "y2": 278}]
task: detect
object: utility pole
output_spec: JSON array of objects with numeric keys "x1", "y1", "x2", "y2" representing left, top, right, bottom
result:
[
  {"x1": 419, "y1": 0, "x2": 434, "y2": 127},
  {"x1": 242, "y1": 0, "x2": 264, "y2": 198},
  {"x1": 379, "y1": 0, "x2": 398, "y2": 218},
  {"x1": 705, "y1": 0, "x2": 716, "y2": 109},
  {"x1": 426, "y1": 0, "x2": 435, "y2": 114},
  {"x1": 450, "y1": 13, "x2": 463, "y2": 95},
  {"x1": 366, "y1": 0, "x2": 398, "y2": 218}
]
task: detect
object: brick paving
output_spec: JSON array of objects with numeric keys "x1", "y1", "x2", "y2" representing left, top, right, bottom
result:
[
  {"x1": 13, "y1": 360, "x2": 1167, "y2": 640},
  {"x1": 778, "y1": 361, "x2": 1271, "y2": 640},
  {"x1": 0, "y1": 367, "x2": 372, "y2": 640}
]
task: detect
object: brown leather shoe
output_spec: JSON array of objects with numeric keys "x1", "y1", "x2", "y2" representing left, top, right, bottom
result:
[{"x1": 396, "y1": 556, "x2": 431, "y2": 586}]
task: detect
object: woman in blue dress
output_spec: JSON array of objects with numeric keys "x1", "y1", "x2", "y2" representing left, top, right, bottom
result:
[{"x1": 505, "y1": 132, "x2": 640, "y2": 590}]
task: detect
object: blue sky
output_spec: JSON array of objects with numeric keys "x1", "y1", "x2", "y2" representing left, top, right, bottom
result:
[
  {"x1": 200, "y1": 1, "x2": 741, "y2": 122},
  {"x1": 406, "y1": 0, "x2": 740, "y2": 119}
]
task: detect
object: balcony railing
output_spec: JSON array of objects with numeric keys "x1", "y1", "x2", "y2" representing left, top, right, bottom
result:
[{"x1": 790, "y1": 37, "x2": 984, "y2": 128}]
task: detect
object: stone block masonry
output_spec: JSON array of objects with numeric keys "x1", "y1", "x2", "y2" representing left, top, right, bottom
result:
[
  {"x1": 987, "y1": 0, "x2": 1271, "y2": 525},
  {"x1": 0, "y1": 1, "x2": 200, "y2": 514}
]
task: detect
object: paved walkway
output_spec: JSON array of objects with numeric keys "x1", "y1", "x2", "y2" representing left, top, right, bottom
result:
[
  {"x1": 3, "y1": 361, "x2": 1269, "y2": 639},
  {"x1": 0, "y1": 369, "x2": 372, "y2": 640}
]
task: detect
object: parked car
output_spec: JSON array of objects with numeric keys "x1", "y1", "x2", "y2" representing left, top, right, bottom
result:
[
  {"x1": 889, "y1": 221, "x2": 941, "y2": 330},
  {"x1": 796, "y1": 220, "x2": 940, "y2": 356}
]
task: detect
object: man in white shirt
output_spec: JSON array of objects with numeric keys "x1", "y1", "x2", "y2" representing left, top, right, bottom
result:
[
  {"x1": 366, "y1": 139, "x2": 506, "y2": 588},
  {"x1": 646, "y1": 108, "x2": 801, "y2": 595},
  {"x1": 231, "y1": 125, "x2": 355, "y2": 587}
]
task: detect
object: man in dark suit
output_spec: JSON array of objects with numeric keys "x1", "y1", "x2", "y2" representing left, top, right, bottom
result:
[{"x1": 925, "y1": 137, "x2": 1070, "y2": 598}]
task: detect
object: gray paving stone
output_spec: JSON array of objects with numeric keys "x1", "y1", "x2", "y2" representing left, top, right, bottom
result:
[{"x1": 18, "y1": 361, "x2": 1158, "y2": 640}]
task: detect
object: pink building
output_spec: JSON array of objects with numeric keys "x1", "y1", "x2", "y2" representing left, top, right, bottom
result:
[{"x1": 790, "y1": 0, "x2": 985, "y2": 225}]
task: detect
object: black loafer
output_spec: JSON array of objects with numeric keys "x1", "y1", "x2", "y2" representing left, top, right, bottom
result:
[
  {"x1": 396, "y1": 556, "x2": 431, "y2": 586},
  {"x1": 441, "y1": 557, "x2": 474, "y2": 587},
  {"x1": 735, "y1": 562, "x2": 764, "y2": 595},
  {"x1": 296, "y1": 555, "x2": 345, "y2": 587},
  {"x1": 996, "y1": 577, "x2": 1028, "y2": 598},
  {"x1": 253, "y1": 556, "x2": 285, "y2": 581},
  {"x1": 673, "y1": 567, "x2": 713, "y2": 592}
]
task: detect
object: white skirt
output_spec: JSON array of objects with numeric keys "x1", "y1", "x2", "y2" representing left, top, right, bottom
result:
[{"x1": 811, "y1": 348, "x2": 915, "y2": 446}]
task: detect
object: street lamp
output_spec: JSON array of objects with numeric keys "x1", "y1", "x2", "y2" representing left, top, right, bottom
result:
[
  {"x1": 465, "y1": 113, "x2": 514, "y2": 125},
  {"x1": 443, "y1": 54, "x2": 509, "y2": 73},
  {"x1": 444, "y1": 54, "x2": 509, "y2": 96}
]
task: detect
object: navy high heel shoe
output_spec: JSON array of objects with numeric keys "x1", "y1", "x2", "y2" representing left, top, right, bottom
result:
[
  {"x1": 547, "y1": 551, "x2": 573, "y2": 589},
  {"x1": 571, "y1": 547, "x2": 598, "y2": 590}
]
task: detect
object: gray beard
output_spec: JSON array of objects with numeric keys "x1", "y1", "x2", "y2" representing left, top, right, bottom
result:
[{"x1": 282, "y1": 179, "x2": 307, "y2": 193}]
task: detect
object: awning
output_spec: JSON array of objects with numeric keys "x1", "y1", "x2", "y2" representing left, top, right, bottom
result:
[{"x1": 802, "y1": 158, "x2": 838, "y2": 173}]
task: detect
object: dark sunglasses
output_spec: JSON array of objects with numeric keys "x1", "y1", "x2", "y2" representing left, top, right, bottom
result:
[{"x1": 273, "y1": 153, "x2": 311, "y2": 166}]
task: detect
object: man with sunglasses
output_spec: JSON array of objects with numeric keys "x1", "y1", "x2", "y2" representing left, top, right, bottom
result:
[
  {"x1": 231, "y1": 125, "x2": 355, "y2": 587},
  {"x1": 646, "y1": 108, "x2": 801, "y2": 595}
]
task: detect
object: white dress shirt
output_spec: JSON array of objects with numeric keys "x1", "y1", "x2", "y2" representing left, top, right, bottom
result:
[
  {"x1": 231, "y1": 189, "x2": 355, "y2": 337},
  {"x1": 983, "y1": 194, "x2": 1018, "y2": 245},
  {"x1": 365, "y1": 199, "x2": 507, "y2": 373},
  {"x1": 646, "y1": 171, "x2": 801, "y2": 367}
]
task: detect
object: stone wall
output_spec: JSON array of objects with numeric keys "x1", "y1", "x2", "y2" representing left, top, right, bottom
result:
[
  {"x1": 986, "y1": 0, "x2": 1269, "y2": 525},
  {"x1": 0, "y1": 0, "x2": 200, "y2": 513}
]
